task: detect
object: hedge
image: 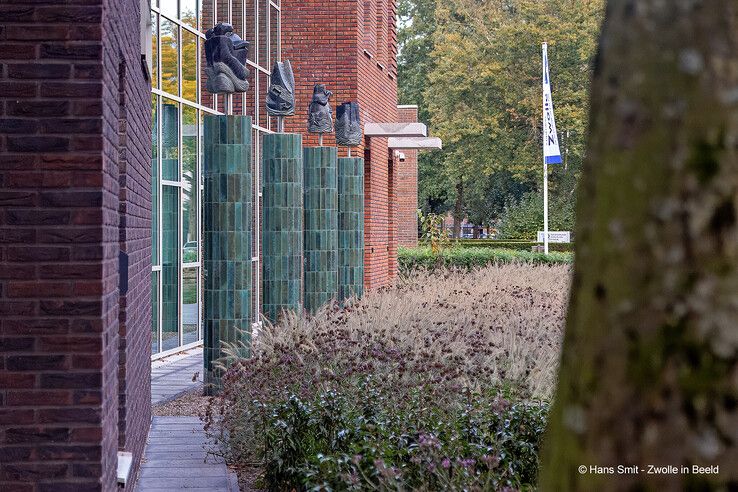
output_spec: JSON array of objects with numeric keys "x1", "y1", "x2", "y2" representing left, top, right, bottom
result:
[
  {"x1": 419, "y1": 239, "x2": 574, "y2": 252},
  {"x1": 399, "y1": 246, "x2": 573, "y2": 272}
]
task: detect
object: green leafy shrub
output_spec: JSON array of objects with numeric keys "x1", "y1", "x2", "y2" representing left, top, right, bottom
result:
[
  {"x1": 497, "y1": 192, "x2": 575, "y2": 240},
  {"x1": 205, "y1": 266, "x2": 568, "y2": 491},
  {"x1": 239, "y1": 384, "x2": 548, "y2": 491},
  {"x1": 421, "y1": 239, "x2": 574, "y2": 252},
  {"x1": 399, "y1": 246, "x2": 573, "y2": 273}
]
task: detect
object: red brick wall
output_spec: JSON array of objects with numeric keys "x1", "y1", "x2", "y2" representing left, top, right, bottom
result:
[
  {"x1": 396, "y1": 105, "x2": 418, "y2": 247},
  {"x1": 281, "y1": 0, "x2": 399, "y2": 289},
  {"x1": 108, "y1": 0, "x2": 152, "y2": 488},
  {"x1": 0, "y1": 1, "x2": 151, "y2": 490}
]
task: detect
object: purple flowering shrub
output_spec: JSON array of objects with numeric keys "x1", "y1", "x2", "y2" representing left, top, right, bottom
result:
[{"x1": 204, "y1": 265, "x2": 567, "y2": 490}]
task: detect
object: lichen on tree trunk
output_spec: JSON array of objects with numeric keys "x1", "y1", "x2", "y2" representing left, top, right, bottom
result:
[{"x1": 540, "y1": 0, "x2": 738, "y2": 490}]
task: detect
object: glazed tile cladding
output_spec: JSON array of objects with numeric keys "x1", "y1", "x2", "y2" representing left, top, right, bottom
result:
[
  {"x1": 262, "y1": 133, "x2": 304, "y2": 322},
  {"x1": 203, "y1": 116, "x2": 253, "y2": 393},
  {"x1": 338, "y1": 157, "x2": 366, "y2": 300},
  {"x1": 303, "y1": 146, "x2": 339, "y2": 313}
]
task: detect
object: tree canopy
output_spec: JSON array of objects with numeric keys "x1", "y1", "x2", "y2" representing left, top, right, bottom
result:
[{"x1": 399, "y1": 0, "x2": 604, "y2": 230}]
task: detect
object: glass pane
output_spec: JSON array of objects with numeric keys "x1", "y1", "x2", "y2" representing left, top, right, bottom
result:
[
  {"x1": 258, "y1": 0, "x2": 268, "y2": 66},
  {"x1": 200, "y1": 0, "x2": 214, "y2": 34},
  {"x1": 161, "y1": 99, "x2": 179, "y2": 181},
  {"x1": 162, "y1": 185, "x2": 180, "y2": 352},
  {"x1": 181, "y1": 0, "x2": 197, "y2": 28},
  {"x1": 151, "y1": 12, "x2": 159, "y2": 89},
  {"x1": 217, "y1": 0, "x2": 230, "y2": 24},
  {"x1": 232, "y1": 0, "x2": 244, "y2": 38},
  {"x1": 183, "y1": 268, "x2": 199, "y2": 345},
  {"x1": 152, "y1": 95, "x2": 160, "y2": 266},
  {"x1": 151, "y1": 270, "x2": 160, "y2": 354},
  {"x1": 244, "y1": 0, "x2": 256, "y2": 63},
  {"x1": 258, "y1": 71, "x2": 268, "y2": 129},
  {"x1": 270, "y1": 6, "x2": 279, "y2": 68},
  {"x1": 182, "y1": 29, "x2": 198, "y2": 102},
  {"x1": 160, "y1": 0, "x2": 178, "y2": 20},
  {"x1": 160, "y1": 18, "x2": 179, "y2": 96},
  {"x1": 182, "y1": 106, "x2": 198, "y2": 262}
]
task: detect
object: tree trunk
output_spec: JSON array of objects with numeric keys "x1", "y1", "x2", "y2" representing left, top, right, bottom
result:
[
  {"x1": 452, "y1": 180, "x2": 463, "y2": 238},
  {"x1": 540, "y1": 1, "x2": 738, "y2": 490}
]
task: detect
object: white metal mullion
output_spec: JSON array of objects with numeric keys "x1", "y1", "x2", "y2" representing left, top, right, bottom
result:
[
  {"x1": 178, "y1": 100, "x2": 184, "y2": 349},
  {"x1": 153, "y1": 88, "x2": 221, "y2": 115},
  {"x1": 196, "y1": 108, "x2": 202, "y2": 342},
  {"x1": 255, "y1": 0, "x2": 259, "y2": 67},
  {"x1": 158, "y1": 96, "x2": 164, "y2": 354}
]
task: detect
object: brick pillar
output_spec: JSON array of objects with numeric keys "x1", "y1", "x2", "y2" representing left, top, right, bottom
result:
[
  {"x1": 0, "y1": 0, "x2": 151, "y2": 489},
  {"x1": 396, "y1": 105, "x2": 419, "y2": 247},
  {"x1": 203, "y1": 115, "x2": 252, "y2": 394},
  {"x1": 303, "y1": 146, "x2": 338, "y2": 313}
]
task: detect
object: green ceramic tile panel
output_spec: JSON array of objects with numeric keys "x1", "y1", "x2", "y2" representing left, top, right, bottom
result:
[
  {"x1": 303, "y1": 146, "x2": 338, "y2": 313},
  {"x1": 262, "y1": 132, "x2": 303, "y2": 322},
  {"x1": 162, "y1": 184, "x2": 179, "y2": 352},
  {"x1": 338, "y1": 157, "x2": 365, "y2": 301},
  {"x1": 203, "y1": 115, "x2": 252, "y2": 395}
]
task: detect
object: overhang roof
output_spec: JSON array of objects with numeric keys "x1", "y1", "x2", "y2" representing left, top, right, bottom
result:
[
  {"x1": 387, "y1": 137, "x2": 442, "y2": 150},
  {"x1": 364, "y1": 122, "x2": 427, "y2": 138}
]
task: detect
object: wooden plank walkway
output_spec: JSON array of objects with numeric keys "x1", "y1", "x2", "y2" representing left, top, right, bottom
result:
[
  {"x1": 135, "y1": 417, "x2": 238, "y2": 491},
  {"x1": 136, "y1": 350, "x2": 237, "y2": 491}
]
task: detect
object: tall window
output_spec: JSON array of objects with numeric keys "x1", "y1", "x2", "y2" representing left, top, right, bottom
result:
[{"x1": 150, "y1": 0, "x2": 281, "y2": 357}]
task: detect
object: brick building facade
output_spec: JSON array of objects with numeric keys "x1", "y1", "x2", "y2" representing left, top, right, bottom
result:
[
  {"x1": 0, "y1": 0, "x2": 151, "y2": 490},
  {"x1": 281, "y1": 0, "x2": 401, "y2": 288}
]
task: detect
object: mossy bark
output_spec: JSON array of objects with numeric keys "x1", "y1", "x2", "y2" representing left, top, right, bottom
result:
[{"x1": 540, "y1": 1, "x2": 738, "y2": 490}]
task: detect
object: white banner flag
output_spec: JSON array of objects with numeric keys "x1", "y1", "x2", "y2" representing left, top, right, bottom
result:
[{"x1": 542, "y1": 43, "x2": 562, "y2": 164}]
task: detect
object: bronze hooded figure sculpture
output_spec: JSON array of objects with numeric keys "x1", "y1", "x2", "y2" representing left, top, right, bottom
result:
[
  {"x1": 266, "y1": 60, "x2": 296, "y2": 117},
  {"x1": 307, "y1": 84, "x2": 333, "y2": 134},
  {"x1": 335, "y1": 101, "x2": 362, "y2": 147},
  {"x1": 204, "y1": 23, "x2": 250, "y2": 94}
]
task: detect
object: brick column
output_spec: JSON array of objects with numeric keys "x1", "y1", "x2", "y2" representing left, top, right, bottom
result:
[
  {"x1": 396, "y1": 105, "x2": 419, "y2": 247},
  {"x1": 0, "y1": 0, "x2": 151, "y2": 489}
]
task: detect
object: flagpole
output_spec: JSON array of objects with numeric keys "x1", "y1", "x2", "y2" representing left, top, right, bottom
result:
[
  {"x1": 542, "y1": 42, "x2": 549, "y2": 255},
  {"x1": 544, "y1": 148, "x2": 549, "y2": 255}
]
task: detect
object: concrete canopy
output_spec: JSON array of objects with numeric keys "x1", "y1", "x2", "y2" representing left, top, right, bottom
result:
[
  {"x1": 387, "y1": 137, "x2": 442, "y2": 150},
  {"x1": 364, "y1": 122, "x2": 427, "y2": 137}
]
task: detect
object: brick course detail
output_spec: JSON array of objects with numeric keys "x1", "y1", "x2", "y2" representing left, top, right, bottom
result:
[{"x1": 0, "y1": 1, "x2": 151, "y2": 491}]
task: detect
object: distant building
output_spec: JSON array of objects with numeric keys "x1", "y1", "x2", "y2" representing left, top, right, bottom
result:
[{"x1": 443, "y1": 214, "x2": 491, "y2": 239}]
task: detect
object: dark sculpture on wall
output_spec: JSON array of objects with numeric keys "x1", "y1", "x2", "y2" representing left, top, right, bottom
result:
[
  {"x1": 204, "y1": 23, "x2": 250, "y2": 94},
  {"x1": 266, "y1": 61, "x2": 295, "y2": 117},
  {"x1": 335, "y1": 101, "x2": 362, "y2": 146},
  {"x1": 307, "y1": 84, "x2": 333, "y2": 133}
]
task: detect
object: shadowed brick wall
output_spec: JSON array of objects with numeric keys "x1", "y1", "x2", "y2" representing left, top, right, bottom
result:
[
  {"x1": 0, "y1": 0, "x2": 151, "y2": 490},
  {"x1": 396, "y1": 105, "x2": 418, "y2": 247},
  {"x1": 281, "y1": 0, "x2": 399, "y2": 290}
]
